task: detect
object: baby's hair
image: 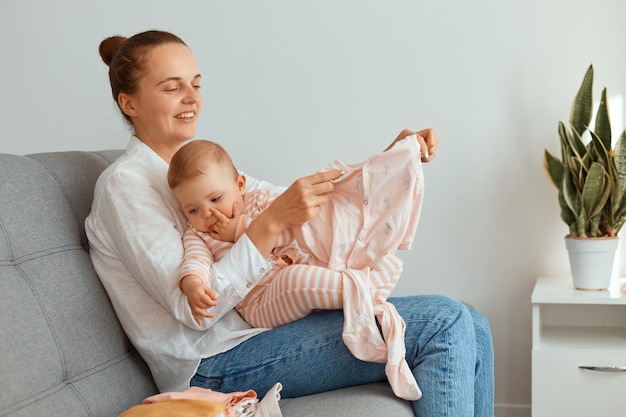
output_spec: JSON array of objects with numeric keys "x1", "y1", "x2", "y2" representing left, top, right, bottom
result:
[{"x1": 168, "y1": 140, "x2": 238, "y2": 189}]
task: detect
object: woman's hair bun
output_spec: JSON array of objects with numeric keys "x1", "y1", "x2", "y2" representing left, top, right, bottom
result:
[{"x1": 98, "y1": 36, "x2": 128, "y2": 66}]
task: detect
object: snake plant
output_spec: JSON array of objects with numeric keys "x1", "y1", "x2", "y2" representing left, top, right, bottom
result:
[{"x1": 544, "y1": 64, "x2": 626, "y2": 237}]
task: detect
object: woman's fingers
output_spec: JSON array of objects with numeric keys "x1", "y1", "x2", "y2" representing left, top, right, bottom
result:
[
  {"x1": 415, "y1": 128, "x2": 438, "y2": 162},
  {"x1": 312, "y1": 169, "x2": 344, "y2": 183},
  {"x1": 386, "y1": 128, "x2": 438, "y2": 162},
  {"x1": 265, "y1": 169, "x2": 342, "y2": 229},
  {"x1": 296, "y1": 170, "x2": 342, "y2": 207},
  {"x1": 296, "y1": 169, "x2": 342, "y2": 188}
]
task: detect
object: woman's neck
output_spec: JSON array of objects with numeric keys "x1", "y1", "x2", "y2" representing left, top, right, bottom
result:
[
  {"x1": 150, "y1": 145, "x2": 174, "y2": 164},
  {"x1": 135, "y1": 135, "x2": 183, "y2": 164}
]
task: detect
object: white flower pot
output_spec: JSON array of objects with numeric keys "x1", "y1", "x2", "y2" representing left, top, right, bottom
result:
[{"x1": 565, "y1": 236, "x2": 618, "y2": 290}]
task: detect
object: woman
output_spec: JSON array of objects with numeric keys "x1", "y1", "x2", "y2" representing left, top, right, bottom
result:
[{"x1": 86, "y1": 30, "x2": 494, "y2": 416}]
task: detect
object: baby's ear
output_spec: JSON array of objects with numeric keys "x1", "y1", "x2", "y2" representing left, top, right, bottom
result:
[{"x1": 237, "y1": 174, "x2": 247, "y2": 193}]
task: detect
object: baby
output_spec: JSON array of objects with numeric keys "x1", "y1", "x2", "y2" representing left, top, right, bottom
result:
[{"x1": 168, "y1": 138, "x2": 425, "y2": 400}]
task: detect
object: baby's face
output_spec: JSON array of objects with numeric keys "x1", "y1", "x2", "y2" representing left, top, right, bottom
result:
[{"x1": 172, "y1": 164, "x2": 245, "y2": 232}]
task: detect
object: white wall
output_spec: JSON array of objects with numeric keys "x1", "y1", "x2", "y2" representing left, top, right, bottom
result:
[{"x1": 3, "y1": 1, "x2": 626, "y2": 415}]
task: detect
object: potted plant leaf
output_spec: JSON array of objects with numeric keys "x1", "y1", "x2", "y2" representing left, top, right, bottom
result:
[{"x1": 543, "y1": 64, "x2": 626, "y2": 290}]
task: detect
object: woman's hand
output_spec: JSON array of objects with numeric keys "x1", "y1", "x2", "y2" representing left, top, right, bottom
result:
[
  {"x1": 385, "y1": 128, "x2": 438, "y2": 162},
  {"x1": 245, "y1": 169, "x2": 343, "y2": 257},
  {"x1": 268, "y1": 170, "x2": 343, "y2": 228}
]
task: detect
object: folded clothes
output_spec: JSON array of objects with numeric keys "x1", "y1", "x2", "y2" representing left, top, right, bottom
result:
[
  {"x1": 144, "y1": 387, "x2": 257, "y2": 417},
  {"x1": 118, "y1": 398, "x2": 226, "y2": 417},
  {"x1": 119, "y1": 383, "x2": 284, "y2": 417}
]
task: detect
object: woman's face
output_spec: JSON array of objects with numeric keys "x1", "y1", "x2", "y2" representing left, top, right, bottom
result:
[{"x1": 119, "y1": 43, "x2": 203, "y2": 156}]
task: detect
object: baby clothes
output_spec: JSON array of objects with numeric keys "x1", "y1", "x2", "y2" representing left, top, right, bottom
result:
[
  {"x1": 293, "y1": 135, "x2": 424, "y2": 273},
  {"x1": 143, "y1": 387, "x2": 257, "y2": 417},
  {"x1": 293, "y1": 135, "x2": 424, "y2": 400},
  {"x1": 236, "y1": 253, "x2": 404, "y2": 329},
  {"x1": 122, "y1": 383, "x2": 284, "y2": 417},
  {"x1": 118, "y1": 399, "x2": 226, "y2": 417}
]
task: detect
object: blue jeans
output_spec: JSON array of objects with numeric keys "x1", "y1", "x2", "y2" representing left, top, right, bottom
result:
[{"x1": 191, "y1": 295, "x2": 494, "y2": 417}]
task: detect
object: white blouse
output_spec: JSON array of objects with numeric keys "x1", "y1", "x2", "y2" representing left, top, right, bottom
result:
[{"x1": 85, "y1": 136, "x2": 283, "y2": 392}]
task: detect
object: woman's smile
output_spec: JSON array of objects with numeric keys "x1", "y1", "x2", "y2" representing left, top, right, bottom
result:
[{"x1": 174, "y1": 111, "x2": 196, "y2": 120}]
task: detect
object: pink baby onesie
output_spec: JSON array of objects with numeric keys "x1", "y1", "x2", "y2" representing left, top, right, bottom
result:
[{"x1": 293, "y1": 135, "x2": 425, "y2": 400}]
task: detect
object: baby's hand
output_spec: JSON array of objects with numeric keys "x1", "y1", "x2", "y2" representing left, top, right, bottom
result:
[
  {"x1": 181, "y1": 275, "x2": 218, "y2": 326},
  {"x1": 209, "y1": 203, "x2": 242, "y2": 242}
]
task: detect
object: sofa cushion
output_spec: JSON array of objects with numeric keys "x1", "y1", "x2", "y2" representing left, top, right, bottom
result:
[
  {"x1": 0, "y1": 151, "x2": 158, "y2": 417},
  {"x1": 280, "y1": 382, "x2": 414, "y2": 416}
]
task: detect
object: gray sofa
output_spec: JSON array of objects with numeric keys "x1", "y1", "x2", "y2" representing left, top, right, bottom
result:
[{"x1": 0, "y1": 150, "x2": 415, "y2": 417}]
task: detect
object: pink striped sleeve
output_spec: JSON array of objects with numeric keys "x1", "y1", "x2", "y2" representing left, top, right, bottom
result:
[{"x1": 178, "y1": 228, "x2": 216, "y2": 288}]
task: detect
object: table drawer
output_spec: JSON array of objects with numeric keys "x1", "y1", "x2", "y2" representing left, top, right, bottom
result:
[{"x1": 532, "y1": 349, "x2": 626, "y2": 417}]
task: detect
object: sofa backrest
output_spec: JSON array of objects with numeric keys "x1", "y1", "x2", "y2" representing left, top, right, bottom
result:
[{"x1": 0, "y1": 150, "x2": 158, "y2": 417}]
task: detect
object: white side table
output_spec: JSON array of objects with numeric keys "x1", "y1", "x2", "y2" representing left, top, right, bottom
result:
[{"x1": 531, "y1": 276, "x2": 626, "y2": 416}]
